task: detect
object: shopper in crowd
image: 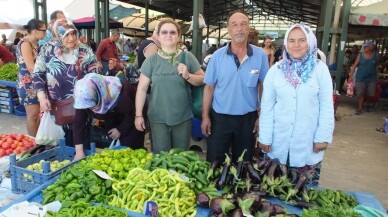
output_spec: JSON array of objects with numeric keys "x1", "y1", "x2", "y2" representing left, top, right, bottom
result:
[
  {"x1": 350, "y1": 41, "x2": 379, "y2": 115},
  {"x1": 258, "y1": 23, "x2": 334, "y2": 185},
  {"x1": 13, "y1": 32, "x2": 22, "y2": 45},
  {"x1": 202, "y1": 45, "x2": 217, "y2": 70},
  {"x1": 137, "y1": 26, "x2": 160, "y2": 69},
  {"x1": 274, "y1": 45, "x2": 284, "y2": 63},
  {"x1": 123, "y1": 38, "x2": 134, "y2": 54},
  {"x1": 201, "y1": 10, "x2": 269, "y2": 163},
  {"x1": 15, "y1": 19, "x2": 46, "y2": 137},
  {"x1": 135, "y1": 18, "x2": 205, "y2": 154},
  {"x1": 32, "y1": 19, "x2": 99, "y2": 146},
  {"x1": 262, "y1": 36, "x2": 275, "y2": 67},
  {"x1": 0, "y1": 44, "x2": 16, "y2": 67},
  {"x1": 38, "y1": 10, "x2": 65, "y2": 47},
  {"x1": 106, "y1": 58, "x2": 124, "y2": 77},
  {"x1": 89, "y1": 38, "x2": 97, "y2": 52},
  {"x1": 72, "y1": 73, "x2": 145, "y2": 161},
  {"x1": 340, "y1": 49, "x2": 352, "y2": 93},
  {"x1": 350, "y1": 44, "x2": 359, "y2": 66},
  {"x1": 202, "y1": 39, "x2": 210, "y2": 60},
  {"x1": 96, "y1": 30, "x2": 120, "y2": 74},
  {"x1": 1, "y1": 34, "x2": 7, "y2": 44},
  {"x1": 248, "y1": 27, "x2": 259, "y2": 46}
]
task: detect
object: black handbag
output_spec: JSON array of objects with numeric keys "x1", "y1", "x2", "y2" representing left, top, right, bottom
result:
[{"x1": 89, "y1": 124, "x2": 112, "y2": 148}]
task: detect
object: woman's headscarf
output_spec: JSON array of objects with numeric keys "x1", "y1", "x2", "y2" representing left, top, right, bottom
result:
[
  {"x1": 279, "y1": 23, "x2": 318, "y2": 88},
  {"x1": 73, "y1": 73, "x2": 122, "y2": 114},
  {"x1": 51, "y1": 18, "x2": 79, "y2": 64}
]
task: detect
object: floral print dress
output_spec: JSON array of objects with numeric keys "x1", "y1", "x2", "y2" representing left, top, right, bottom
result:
[
  {"x1": 16, "y1": 39, "x2": 39, "y2": 105},
  {"x1": 32, "y1": 42, "x2": 99, "y2": 101}
]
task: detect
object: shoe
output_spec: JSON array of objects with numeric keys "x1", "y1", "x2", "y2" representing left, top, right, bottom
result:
[
  {"x1": 376, "y1": 127, "x2": 385, "y2": 133},
  {"x1": 366, "y1": 106, "x2": 371, "y2": 112},
  {"x1": 355, "y1": 109, "x2": 362, "y2": 115}
]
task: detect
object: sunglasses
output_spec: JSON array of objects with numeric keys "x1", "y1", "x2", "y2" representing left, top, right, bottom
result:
[
  {"x1": 37, "y1": 29, "x2": 47, "y2": 32},
  {"x1": 160, "y1": 30, "x2": 177, "y2": 36}
]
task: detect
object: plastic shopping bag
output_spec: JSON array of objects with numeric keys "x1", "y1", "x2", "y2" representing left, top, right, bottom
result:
[
  {"x1": 35, "y1": 112, "x2": 65, "y2": 146},
  {"x1": 108, "y1": 139, "x2": 121, "y2": 149}
]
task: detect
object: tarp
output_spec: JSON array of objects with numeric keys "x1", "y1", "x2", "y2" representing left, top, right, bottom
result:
[
  {"x1": 73, "y1": 17, "x2": 123, "y2": 29},
  {"x1": 109, "y1": 5, "x2": 140, "y2": 20},
  {"x1": 350, "y1": 0, "x2": 388, "y2": 26}
]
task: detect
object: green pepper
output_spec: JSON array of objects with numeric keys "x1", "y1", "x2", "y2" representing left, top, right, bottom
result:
[{"x1": 89, "y1": 186, "x2": 101, "y2": 195}]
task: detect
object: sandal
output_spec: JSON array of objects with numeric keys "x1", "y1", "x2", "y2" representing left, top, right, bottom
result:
[
  {"x1": 376, "y1": 127, "x2": 385, "y2": 133},
  {"x1": 355, "y1": 109, "x2": 363, "y2": 115}
]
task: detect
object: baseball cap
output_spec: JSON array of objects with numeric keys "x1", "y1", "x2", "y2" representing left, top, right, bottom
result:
[{"x1": 363, "y1": 41, "x2": 374, "y2": 47}]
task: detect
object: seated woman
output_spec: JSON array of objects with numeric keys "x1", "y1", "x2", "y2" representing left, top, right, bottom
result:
[{"x1": 72, "y1": 73, "x2": 145, "y2": 161}]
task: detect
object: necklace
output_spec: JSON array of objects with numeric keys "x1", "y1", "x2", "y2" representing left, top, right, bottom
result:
[{"x1": 158, "y1": 47, "x2": 180, "y2": 66}]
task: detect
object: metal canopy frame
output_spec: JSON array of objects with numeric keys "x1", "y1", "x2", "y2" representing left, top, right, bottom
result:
[{"x1": 120, "y1": 0, "x2": 322, "y2": 31}]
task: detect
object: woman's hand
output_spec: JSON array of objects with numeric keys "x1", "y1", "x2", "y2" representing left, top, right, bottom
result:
[
  {"x1": 313, "y1": 142, "x2": 328, "y2": 153},
  {"x1": 39, "y1": 98, "x2": 51, "y2": 112},
  {"x1": 73, "y1": 151, "x2": 85, "y2": 162},
  {"x1": 108, "y1": 128, "x2": 121, "y2": 140},
  {"x1": 177, "y1": 63, "x2": 189, "y2": 80},
  {"x1": 258, "y1": 143, "x2": 272, "y2": 153},
  {"x1": 135, "y1": 116, "x2": 146, "y2": 131}
]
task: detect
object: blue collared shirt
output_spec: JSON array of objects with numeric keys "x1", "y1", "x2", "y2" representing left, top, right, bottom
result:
[{"x1": 204, "y1": 43, "x2": 269, "y2": 115}]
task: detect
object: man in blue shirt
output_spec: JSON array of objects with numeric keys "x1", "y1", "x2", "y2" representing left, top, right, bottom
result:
[
  {"x1": 38, "y1": 10, "x2": 66, "y2": 47},
  {"x1": 201, "y1": 10, "x2": 269, "y2": 163}
]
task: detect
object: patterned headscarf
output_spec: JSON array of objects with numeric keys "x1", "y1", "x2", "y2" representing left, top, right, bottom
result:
[
  {"x1": 51, "y1": 18, "x2": 80, "y2": 64},
  {"x1": 279, "y1": 23, "x2": 318, "y2": 88},
  {"x1": 73, "y1": 73, "x2": 122, "y2": 114}
]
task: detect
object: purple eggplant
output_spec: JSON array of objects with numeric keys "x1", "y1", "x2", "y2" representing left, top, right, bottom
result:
[
  {"x1": 196, "y1": 193, "x2": 210, "y2": 208},
  {"x1": 246, "y1": 162, "x2": 261, "y2": 183},
  {"x1": 272, "y1": 204, "x2": 286, "y2": 215},
  {"x1": 293, "y1": 173, "x2": 308, "y2": 193},
  {"x1": 231, "y1": 208, "x2": 243, "y2": 217},
  {"x1": 210, "y1": 197, "x2": 223, "y2": 215},
  {"x1": 232, "y1": 150, "x2": 247, "y2": 185},
  {"x1": 267, "y1": 158, "x2": 280, "y2": 179},
  {"x1": 258, "y1": 200, "x2": 274, "y2": 216},
  {"x1": 216, "y1": 154, "x2": 231, "y2": 190},
  {"x1": 242, "y1": 192, "x2": 262, "y2": 211}
]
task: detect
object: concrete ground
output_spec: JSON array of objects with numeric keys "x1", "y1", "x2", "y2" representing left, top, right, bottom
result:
[{"x1": 0, "y1": 95, "x2": 387, "y2": 210}]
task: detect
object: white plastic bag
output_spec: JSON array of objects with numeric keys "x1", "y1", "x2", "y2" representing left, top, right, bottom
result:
[
  {"x1": 189, "y1": 13, "x2": 207, "y2": 31},
  {"x1": 35, "y1": 112, "x2": 65, "y2": 146},
  {"x1": 108, "y1": 139, "x2": 121, "y2": 149}
]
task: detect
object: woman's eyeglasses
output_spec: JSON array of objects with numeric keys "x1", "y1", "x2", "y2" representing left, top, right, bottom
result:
[
  {"x1": 160, "y1": 30, "x2": 177, "y2": 35},
  {"x1": 37, "y1": 29, "x2": 47, "y2": 32}
]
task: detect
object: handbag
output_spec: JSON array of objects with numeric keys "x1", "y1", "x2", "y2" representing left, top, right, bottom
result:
[
  {"x1": 51, "y1": 97, "x2": 76, "y2": 125},
  {"x1": 50, "y1": 66, "x2": 83, "y2": 125},
  {"x1": 181, "y1": 51, "x2": 205, "y2": 119}
]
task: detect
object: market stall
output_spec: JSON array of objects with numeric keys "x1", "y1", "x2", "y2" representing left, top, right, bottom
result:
[{"x1": 0, "y1": 138, "x2": 386, "y2": 217}]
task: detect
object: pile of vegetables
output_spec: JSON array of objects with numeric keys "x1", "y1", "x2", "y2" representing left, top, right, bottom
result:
[
  {"x1": 206, "y1": 192, "x2": 299, "y2": 217},
  {"x1": 109, "y1": 167, "x2": 197, "y2": 217},
  {"x1": 86, "y1": 148, "x2": 152, "y2": 180},
  {"x1": 0, "y1": 63, "x2": 18, "y2": 81},
  {"x1": 0, "y1": 133, "x2": 36, "y2": 157},
  {"x1": 42, "y1": 161, "x2": 112, "y2": 205},
  {"x1": 47, "y1": 201, "x2": 128, "y2": 217},
  {"x1": 23, "y1": 159, "x2": 71, "y2": 180},
  {"x1": 145, "y1": 148, "x2": 211, "y2": 193},
  {"x1": 301, "y1": 204, "x2": 362, "y2": 217},
  {"x1": 202, "y1": 152, "x2": 359, "y2": 214}
]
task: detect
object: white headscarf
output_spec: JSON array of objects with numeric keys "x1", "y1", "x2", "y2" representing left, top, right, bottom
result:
[{"x1": 279, "y1": 23, "x2": 319, "y2": 88}]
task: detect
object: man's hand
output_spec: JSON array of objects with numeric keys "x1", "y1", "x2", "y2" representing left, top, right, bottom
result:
[
  {"x1": 108, "y1": 128, "x2": 121, "y2": 140},
  {"x1": 201, "y1": 116, "x2": 211, "y2": 137},
  {"x1": 253, "y1": 118, "x2": 259, "y2": 136},
  {"x1": 313, "y1": 142, "x2": 328, "y2": 153}
]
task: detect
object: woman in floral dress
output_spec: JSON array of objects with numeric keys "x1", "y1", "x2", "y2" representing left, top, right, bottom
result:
[
  {"x1": 16, "y1": 19, "x2": 46, "y2": 136},
  {"x1": 32, "y1": 18, "x2": 99, "y2": 146}
]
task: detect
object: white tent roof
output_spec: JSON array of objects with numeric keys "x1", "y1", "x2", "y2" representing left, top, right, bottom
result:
[{"x1": 350, "y1": 0, "x2": 388, "y2": 26}]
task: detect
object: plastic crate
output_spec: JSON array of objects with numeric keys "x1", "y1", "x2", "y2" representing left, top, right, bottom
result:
[{"x1": 9, "y1": 139, "x2": 96, "y2": 194}]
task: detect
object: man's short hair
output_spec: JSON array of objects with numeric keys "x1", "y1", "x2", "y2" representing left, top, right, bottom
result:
[
  {"x1": 50, "y1": 10, "x2": 64, "y2": 21},
  {"x1": 111, "y1": 29, "x2": 120, "y2": 36}
]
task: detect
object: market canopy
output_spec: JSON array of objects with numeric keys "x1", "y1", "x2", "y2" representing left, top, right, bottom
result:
[
  {"x1": 0, "y1": 22, "x2": 23, "y2": 30},
  {"x1": 349, "y1": 0, "x2": 388, "y2": 26},
  {"x1": 73, "y1": 17, "x2": 123, "y2": 29}
]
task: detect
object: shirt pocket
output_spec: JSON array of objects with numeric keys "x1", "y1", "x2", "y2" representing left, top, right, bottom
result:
[{"x1": 245, "y1": 72, "x2": 260, "y2": 87}]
